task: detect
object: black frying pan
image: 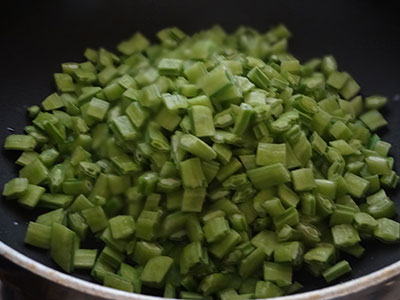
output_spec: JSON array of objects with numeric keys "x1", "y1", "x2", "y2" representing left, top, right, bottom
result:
[{"x1": 1, "y1": 0, "x2": 400, "y2": 298}]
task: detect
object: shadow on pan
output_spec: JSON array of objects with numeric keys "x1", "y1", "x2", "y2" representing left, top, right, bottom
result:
[{"x1": 0, "y1": 0, "x2": 400, "y2": 297}]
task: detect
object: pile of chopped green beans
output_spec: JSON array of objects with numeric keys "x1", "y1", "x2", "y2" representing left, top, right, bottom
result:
[{"x1": 3, "y1": 24, "x2": 399, "y2": 299}]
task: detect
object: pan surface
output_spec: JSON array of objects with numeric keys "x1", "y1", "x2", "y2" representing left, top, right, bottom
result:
[{"x1": 1, "y1": 0, "x2": 400, "y2": 297}]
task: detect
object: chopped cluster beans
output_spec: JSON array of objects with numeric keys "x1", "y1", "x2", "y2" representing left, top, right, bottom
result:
[{"x1": 3, "y1": 25, "x2": 399, "y2": 299}]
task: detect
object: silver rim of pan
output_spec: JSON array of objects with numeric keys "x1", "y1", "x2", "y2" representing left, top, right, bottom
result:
[{"x1": 0, "y1": 241, "x2": 399, "y2": 300}]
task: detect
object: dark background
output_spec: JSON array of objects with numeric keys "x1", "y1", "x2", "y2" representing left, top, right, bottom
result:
[{"x1": 1, "y1": 0, "x2": 400, "y2": 296}]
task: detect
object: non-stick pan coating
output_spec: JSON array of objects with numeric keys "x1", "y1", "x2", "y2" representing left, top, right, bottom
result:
[{"x1": 1, "y1": 0, "x2": 400, "y2": 296}]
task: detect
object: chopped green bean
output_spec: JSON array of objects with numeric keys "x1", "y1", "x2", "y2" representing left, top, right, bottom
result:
[
  {"x1": 180, "y1": 134, "x2": 216, "y2": 161},
  {"x1": 322, "y1": 260, "x2": 352, "y2": 283},
  {"x1": 24, "y1": 222, "x2": 52, "y2": 249},
  {"x1": 332, "y1": 224, "x2": 360, "y2": 247},
  {"x1": 74, "y1": 249, "x2": 97, "y2": 269},
  {"x1": 247, "y1": 163, "x2": 291, "y2": 189},
  {"x1": 189, "y1": 105, "x2": 215, "y2": 137},
  {"x1": 3, "y1": 178, "x2": 28, "y2": 198},
  {"x1": 4, "y1": 134, "x2": 37, "y2": 151},
  {"x1": 3, "y1": 24, "x2": 399, "y2": 299},
  {"x1": 374, "y1": 218, "x2": 400, "y2": 243},
  {"x1": 50, "y1": 223, "x2": 78, "y2": 273},
  {"x1": 141, "y1": 256, "x2": 174, "y2": 286},
  {"x1": 264, "y1": 262, "x2": 292, "y2": 287}
]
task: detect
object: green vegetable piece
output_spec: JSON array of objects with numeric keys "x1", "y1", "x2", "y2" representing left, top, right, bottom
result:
[
  {"x1": 117, "y1": 32, "x2": 149, "y2": 55},
  {"x1": 297, "y1": 222, "x2": 321, "y2": 245},
  {"x1": 4, "y1": 135, "x2": 37, "y2": 151},
  {"x1": 42, "y1": 93, "x2": 64, "y2": 111},
  {"x1": 203, "y1": 216, "x2": 230, "y2": 243},
  {"x1": 213, "y1": 143, "x2": 232, "y2": 165},
  {"x1": 251, "y1": 230, "x2": 278, "y2": 258},
  {"x1": 340, "y1": 76, "x2": 360, "y2": 100},
  {"x1": 263, "y1": 198, "x2": 285, "y2": 217},
  {"x1": 98, "y1": 65, "x2": 118, "y2": 86},
  {"x1": 136, "y1": 210, "x2": 160, "y2": 241},
  {"x1": 255, "y1": 281, "x2": 284, "y2": 298},
  {"x1": 239, "y1": 246, "x2": 266, "y2": 278},
  {"x1": 189, "y1": 105, "x2": 215, "y2": 137},
  {"x1": 132, "y1": 241, "x2": 163, "y2": 266},
  {"x1": 54, "y1": 73, "x2": 74, "y2": 92},
  {"x1": 365, "y1": 95, "x2": 387, "y2": 110},
  {"x1": 138, "y1": 172, "x2": 158, "y2": 195},
  {"x1": 332, "y1": 224, "x2": 360, "y2": 247},
  {"x1": 233, "y1": 103, "x2": 254, "y2": 135},
  {"x1": 354, "y1": 212, "x2": 377, "y2": 233},
  {"x1": 304, "y1": 244, "x2": 335, "y2": 266},
  {"x1": 125, "y1": 102, "x2": 148, "y2": 130},
  {"x1": 322, "y1": 260, "x2": 352, "y2": 283},
  {"x1": 210, "y1": 230, "x2": 241, "y2": 259},
  {"x1": 162, "y1": 93, "x2": 188, "y2": 112},
  {"x1": 24, "y1": 222, "x2": 52, "y2": 249},
  {"x1": 109, "y1": 215, "x2": 135, "y2": 240},
  {"x1": 374, "y1": 218, "x2": 400, "y2": 243},
  {"x1": 373, "y1": 140, "x2": 391, "y2": 157},
  {"x1": 273, "y1": 207, "x2": 299, "y2": 230},
  {"x1": 180, "y1": 157, "x2": 206, "y2": 188},
  {"x1": 329, "y1": 121, "x2": 352, "y2": 141},
  {"x1": 182, "y1": 188, "x2": 206, "y2": 213},
  {"x1": 158, "y1": 58, "x2": 183, "y2": 76},
  {"x1": 111, "y1": 115, "x2": 139, "y2": 141},
  {"x1": 180, "y1": 241, "x2": 205, "y2": 274},
  {"x1": 277, "y1": 224, "x2": 301, "y2": 242},
  {"x1": 19, "y1": 159, "x2": 49, "y2": 185},
  {"x1": 74, "y1": 249, "x2": 97, "y2": 269},
  {"x1": 86, "y1": 98, "x2": 110, "y2": 121},
  {"x1": 291, "y1": 168, "x2": 316, "y2": 192},
  {"x1": 82, "y1": 206, "x2": 108, "y2": 233},
  {"x1": 3, "y1": 177, "x2": 28, "y2": 198},
  {"x1": 36, "y1": 208, "x2": 65, "y2": 226},
  {"x1": 18, "y1": 184, "x2": 45, "y2": 208},
  {"x1": 68, "y1": 213, "x2": 88, "y2": 240},
  {"x1": 179, "y1": 134, "x2": 216, "y2": 161},
  {"x1": 198, "y1": 66, "x2": 231, "y2": 96},
  {"x1": 365, "y1": 156, "x2": 391, "y2": 175},
  {"x1": 118, "y1": 263, "x2": 142, "y2": 293},
  {"x1": 62, "y1": 179, "x2": 92, "y2": 196},
  {"x1": 155, "y1": 106, "x2": 181, "y2": 132},
  {"x1": 343, "y1": 172, "x2": 370, "y2": 198},
  {"x1": 247, "y1": 67, "x2": 269, "y2": 90},
  {"x1": 199, "y1": 273, "x2": 230, "y2": 297},
  {"x1": 300, "y1": 193, "x2": 317, "y2": 216},
  {"x1": 256, "y1": 143, "x2": 286, "y2": 166},
  {"x1": 360, "y1": 110, "x2": 388, "y2": 131},
  {"x1": 330, "y1": 204, "x2": 355, "y2": 226},
  {"x1": 16, "y1": 151, "x2": 39, "y2": 167},
  {"x1": 104, "y1": 272, "x2": 133, "y2": 292},
  {"x1": 184, "y1": 62, "x2": 207, "y2": 84},
  {"x1": 160, "y1": 211, "x2": 187, "y2": 237},
  {"x1": 141, "y1": 256, "x2": 174, "y2": 286},
  {"x1": 216, "y1": 157, "x2": 242, "y2": 182},
  {"x1": 247, "y1": 163, "x2": 291, "y2": 189},
  {"x1": 264, "y1": 262, "x2": 292, "y2": 287},
  {"x1": 187, "y1": 94, "x2": 213, "y2": 111},
  {"x1": 327, "y1": 71, "x2": 349, "y2": 89},
  {"x1": 103, "y1": 83, "x2": 125, "y2": 101},
  {"x1": 50, "y1": 223, "x2": 77, "y2": 273},
  {"x1": 274, "y1": 241, "x2": 303, "y2": 265},
  {"x1": 139, "y1": 83, "x2": 161, "y2": 108}
]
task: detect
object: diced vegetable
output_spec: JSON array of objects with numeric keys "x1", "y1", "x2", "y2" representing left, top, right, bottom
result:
[{"x1": 2, "y1": 24, "x2": 398, "y2": 299}]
